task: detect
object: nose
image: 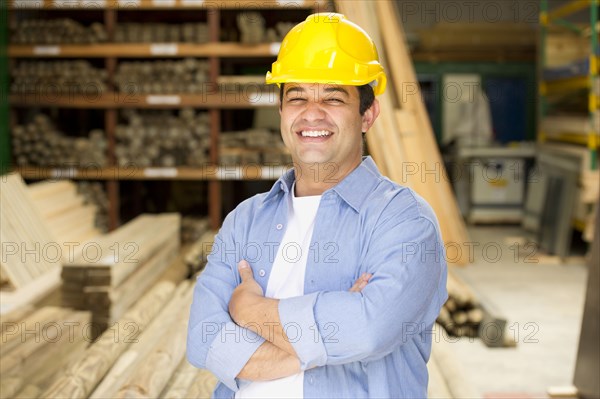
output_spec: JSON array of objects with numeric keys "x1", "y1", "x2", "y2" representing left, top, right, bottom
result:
[{"x1": 300, "y1": 100, "x2": 326, "y2": 122}]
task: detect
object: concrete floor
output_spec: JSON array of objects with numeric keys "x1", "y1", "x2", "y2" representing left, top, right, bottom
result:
[{"x1": 447, "y1": 226, "x2": 589, "y2": 399}]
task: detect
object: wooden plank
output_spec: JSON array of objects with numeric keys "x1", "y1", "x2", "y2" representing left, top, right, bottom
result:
[
  {"x1": 89, "y1": 281, "x2": 192, "y2": 399},
  {"x1": 184, "y1": 369, "x2": 218, "y2": 399},
  {"x1": 41, "y1": 280, "x2": 176, "y2": 399},
  {"x1": 114, "y1": 283, "x2": 193, "y2": 398},
  {"x1": 0, "y1": 267, "x2": 62, "y2": 315}
]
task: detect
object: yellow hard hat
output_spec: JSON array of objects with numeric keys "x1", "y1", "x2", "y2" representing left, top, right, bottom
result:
[{"x1": 266, "y1": 13, "x2": 386, "y2": 96}]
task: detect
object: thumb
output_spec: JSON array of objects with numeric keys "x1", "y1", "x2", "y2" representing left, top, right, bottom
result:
[{"x1": 238, "y1": 260, "x2": 254, "y2": 282}]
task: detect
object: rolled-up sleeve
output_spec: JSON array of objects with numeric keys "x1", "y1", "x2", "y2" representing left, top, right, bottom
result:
[
  {"x1": 278, "y1": 212, "x2": 447, "y2": 368},
  {"x1": 187, "y1": 210, "x2": 265, "y2": 391}
]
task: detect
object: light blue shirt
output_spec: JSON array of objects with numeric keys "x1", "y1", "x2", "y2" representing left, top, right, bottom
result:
[{"x1": 187, "y1": 156, "x2": 448, "y2": 398}]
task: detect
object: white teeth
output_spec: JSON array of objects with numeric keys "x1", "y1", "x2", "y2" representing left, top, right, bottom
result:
[{"x1": 300, "y1": 130, "x2": 331, "y2": 137}]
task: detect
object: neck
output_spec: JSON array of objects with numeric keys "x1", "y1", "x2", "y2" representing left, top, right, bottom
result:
[{"x1": 293, "y1": 158, "x2": 361, "y2": 197}]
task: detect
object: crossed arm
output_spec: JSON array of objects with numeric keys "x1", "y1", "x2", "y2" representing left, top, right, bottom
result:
[{"x1": 232, "y1": 260, "x2": 372, "y2": 381}]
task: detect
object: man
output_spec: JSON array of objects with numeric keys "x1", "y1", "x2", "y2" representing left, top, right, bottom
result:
[{"x1": 187, "y1": 13, "x2": 447, "y2": 398}]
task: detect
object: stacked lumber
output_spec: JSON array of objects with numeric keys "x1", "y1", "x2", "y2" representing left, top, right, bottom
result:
[
  {"x1": 116, "y1": 109, "x2": 210, "y2": 167},
  {"x1": 114, "y1": 22, "x2": 209, "y2": 43},
  {"x1": 77, "y1": 181, "x2": 110, "y2": 233},
  {"x1": 417, "y1": 22, "x2": 535, "y2": 52},
  {"x1": 88, "y1": 280, "x2": 216, "y2": 399},
  {"x1": 27, "y1": 180, "x2": 103, "y2": 252},
  {"x1": 11, "y1": 60, "x2": 108, "y2": 95},
  {"x1": 12, "y1": 114, "x2": 107, "y2": 167},
  {"x1": 428, "y1": 330, "x2": 482, "y2": 398},
  {"x1": 437, "y1": 270, "x2": 483, "y2": 338},
  {"x1": 184, "y1": 229, "x2": 216, "y2": 276},
  {"x1": 335, "y1": 1, "x2": 470, "y2": 264},
  {"x1": 236, "y1": 12, "x2": 294, "y2": 43},
  {"x1": 10, "y1": 18, "x2": 107, "y2": 44},
  {"x1": 115, "y1": 59, "x2": 209, "y2": 94},
  {"x1": 181, "y1": 216, "x2": 210, "y2": 244},
  {"x1": 0, "y1": 173, "x2": 59, "y2": 293},
  {"x1": 220, "y1": 128, "x2": 291, "y2": 166},
  {"x1": 61, "y1": 213, "x2": 181, "y2": 331},
  {"x1": 545, "y1": 28, "x2": 591, "y2": 68},
  {"x1": 0, "y1": 306, "x2": 92, "y2": 398}
]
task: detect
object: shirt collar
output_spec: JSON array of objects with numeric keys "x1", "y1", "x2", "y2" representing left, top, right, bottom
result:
[{"x1": 263, "y1": 156, "x2": 382, "y2": 213}]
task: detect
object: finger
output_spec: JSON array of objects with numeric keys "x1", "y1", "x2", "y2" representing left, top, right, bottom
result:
[
  {"x1": 237, "y1": 260, "x2": 254, "y2": 281},
  {"x1": 349, "y1": 273, "x2": 370, "y2": 292}
]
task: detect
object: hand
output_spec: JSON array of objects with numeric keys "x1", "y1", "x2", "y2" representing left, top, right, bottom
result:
[
  {"x1": 349, "y1": 272, "x2": 372, "y2": 292},
  {"x1": 229, "y1": 260, "x2": 264, "y2": 325}
]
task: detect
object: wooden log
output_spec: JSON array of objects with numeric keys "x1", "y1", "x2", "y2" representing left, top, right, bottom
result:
[
  {"x1": 184, "y1": 369, "x2": 218, "y2": 399},
  {"x1": 0, "y1": 310, "x2": 91, "y2": 399},
  {"x1": 114, "y1": 283, "x2": 194, "y2": 398},
  {"x1": 431, "y1": 331, "x2": 481, "y2": 398},
  {"x1": 160, "y1": 359, "x2": 202, "y2": 399},
  {"x1": 89, "y1": 281, "x2": 192, "y2": 399},
  {"x1": 40, "y1": 280, "x2": 176, "y2": 399}
]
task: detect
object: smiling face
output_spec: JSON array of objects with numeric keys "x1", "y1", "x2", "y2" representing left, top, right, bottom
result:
[{"x1": 279, "y1": 83, "x2": 379, "y2": 184}]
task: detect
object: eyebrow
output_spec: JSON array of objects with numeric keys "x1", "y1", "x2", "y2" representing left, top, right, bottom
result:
[{"x1": 284, "y1": 86, "x2": 350, "y2": 97}]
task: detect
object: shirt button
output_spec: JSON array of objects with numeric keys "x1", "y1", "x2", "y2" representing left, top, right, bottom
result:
[
  {"x1": 309, "y1": 376, "x2": 314, "y2": 384},
  {"x1": 258, "y1": 269, "x2": 266, "y2": 277},
  {"x1": 276, "y1": 223, "x2": 283, "y2": 230}
]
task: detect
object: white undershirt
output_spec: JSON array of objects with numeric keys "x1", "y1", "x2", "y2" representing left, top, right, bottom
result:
[{"x1": 236, "y1": 184, "x2": 321, "y2": 399}]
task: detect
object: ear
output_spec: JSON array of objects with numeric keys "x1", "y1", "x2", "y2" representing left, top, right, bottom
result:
[{"x1": 361, "y1": 99, "x2": 380, "y2": 133}]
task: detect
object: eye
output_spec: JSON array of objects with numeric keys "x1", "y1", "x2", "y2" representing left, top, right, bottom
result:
[
  {"x1": 325, "y1": 97, "x2": 344, "y2": 104},
  {"x1": 286, "y1": 96, "x2": 306, "y2": 103}
]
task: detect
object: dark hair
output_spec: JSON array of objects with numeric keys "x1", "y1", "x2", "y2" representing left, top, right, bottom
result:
[{"x1": 279, "y1": 84, "x2": 376, "y2": 115}]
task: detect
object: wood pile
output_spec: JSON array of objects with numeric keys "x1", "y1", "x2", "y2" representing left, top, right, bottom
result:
[
  {"x1": 0, "y1": 173, "x2": 59, "y2": 291},
  {"x1": 0, "y1": 307, "x2": 92, "y2": 399},
  {"x1": 114, "y1": 22, "x2": 209, "y2": 43},
  {"x1": 11, "y1": 60, "x2": 108, "y2": 95},
  {"x1": 10, "y1": 18, "x2": 107, "y2": 44},
  {"x1": 27, "y1": 180, "x2": 103, "y2": 253},
  {"x1": 236, "y1": 12, "x2": 294, "y2": 43},
  {"x1": 115, "y1": 59, "x2": 209, "y2": 94},
  {"x1": 116, "y1": 109, "x2": 210, "y2": 167},
  {"x1": 12, "y1": 114, "x2": 107, "y2": 167},
  {"x1": 545, "y1": 27, "x2": 591, "y2": 68},
  {"x1": 77, "y1": 181, "x2": 110, "y2": 233},
  {"x1": 61, "y1": 213, "x2": 181, "y2": 332},
  {"x1": 437, "y1": 270, "x2": 483, "y2": 338},
  {"x1": 184, "y1": 230, "x2": 216, "y2": 276},
  {"x1": 335, "y1": 1, "x2": 470, "y2": 265},
  {"x1": 416, "y1": 22, "x2": 535, "y2": 53},
  {"x1": 220, "y1": 128, "x2": 290, "y2": 166},
  {"x1": 181, "y1": 216, "x2": 210, "y2": 245},
  {"x1": 2, "y1": 274, "x2": 217, "y2": 398}
]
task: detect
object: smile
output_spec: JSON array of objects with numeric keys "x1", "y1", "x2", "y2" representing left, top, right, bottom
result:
[{"x1": 298, "y1": 130, "x2": 332, "y2": 137}]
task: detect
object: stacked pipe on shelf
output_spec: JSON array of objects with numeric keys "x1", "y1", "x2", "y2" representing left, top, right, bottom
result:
[
  {"x1": 11, "y1": 60, "x2": 108, "y2": 95},
  {"x1": 114, "y1": 58, "x2": 209, "y2": 94},
  {"x1": 116, "y1": 109, "x2": 210, "y2": 167},
  {"x1": 235, "y1": 12, "x2": 295, "y2": 44},
  {"x1": 114, "y1": 22, "x2": 209, "y2": 43},
  {"x1": 10, "y1": 19, "x2": 107, "y2": 44},
  {"x1": 219, "y1": 129, "x2": 291, "y2": 166},
  {"x1": 12, "y1": 114, "x2": 107, "y2": 167}
]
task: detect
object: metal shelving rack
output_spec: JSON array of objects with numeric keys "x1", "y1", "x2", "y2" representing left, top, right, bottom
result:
[{"x1": 539, "y1": 0, "x2": 599, "y2": 169}]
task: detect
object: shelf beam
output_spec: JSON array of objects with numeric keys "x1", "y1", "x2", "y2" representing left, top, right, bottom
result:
[
  {"x1": 548, "y1": 0, "x2": 591, "y2": 22},
  {"x1": 9, "y1": 0, "x2": 326, "y2": 9},
  {"x1": 8, "y1": 43, "x2": 281, "y2": 58},
  {"x1": 13, "y1": 166, "x2": 287, "y2": 180}
]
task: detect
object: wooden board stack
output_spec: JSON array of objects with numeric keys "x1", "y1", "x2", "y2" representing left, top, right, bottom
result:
[
  {"x1": 27, "y1": 180, "x2": 102, "y2": 252},
  {"x1": 335, "y1": 1, "x2": 470, "y2": 264},
  {"x1": 61, "y1": 213, "x2": 181, "y2": 331},
  {"x1": 0, "y1": 173, "x2": 63, "y2": 314},
  {"x1": 437, "y1": 270, "x2": 484, "y2": 338},
  {"x1": 184, "y1": 230, "x2": 217, "y2": 276},
  {"x1": 0, "y1": 306, "x2": 92, "y2": 399},
  {"x1": 41, "y1": 279, "x2": 217, "y2": 399}
]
